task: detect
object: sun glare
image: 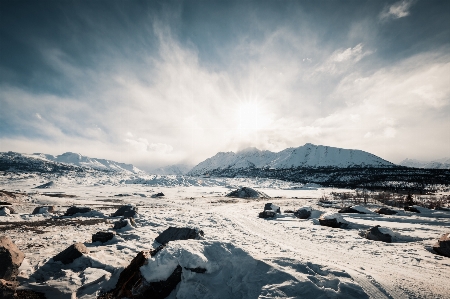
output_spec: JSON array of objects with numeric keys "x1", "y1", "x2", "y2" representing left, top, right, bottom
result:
[{"x1": 239, "y1": 101, "x2": 260, "y2": 133}]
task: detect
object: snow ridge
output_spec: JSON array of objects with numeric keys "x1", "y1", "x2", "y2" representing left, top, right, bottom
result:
[
  {"x1": 399, "y1": 158, "x2": 450, "y2": 169},
  {"x1": 189, "y1": 143, "x2": 394, "y2": 175}
]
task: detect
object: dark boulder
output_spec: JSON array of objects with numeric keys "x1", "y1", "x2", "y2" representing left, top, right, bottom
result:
[
  {"x1": 53, "y1": 243, "x2": 89, "y2": 264},
  {"x1": 264, "y1": 203, "x2": 281, "y2": 213},
  {"x1": 0, "y1": 279, "x2": 18, "y2": 299},
  {"x1": 318, "y1": 218, "x2": 342, "y2": 228},
  {"x1": 318, "y1": 214, "x2": 347, "y2": 228},
  {"x1": 0, "y1": 236, "x2": 25, "y2": 280},
  {"x1": 113, "y1": 218, "x2": 136, "y2": 230},
  {"x1": 112, "y1": 205, "x2": 138, "y2": 218},
  {"x1": 375, "y1": 207, "x2": 398, "y2": 215},
  {"x1": 258, "y1": 210, "x2": 276, "y2": 219},
  {"x1": 433, "y1": 233, "x2": 450, "y2": 258},
  {"x1": 283, "y1": 210, "x2": 295, "y2": 213},
  {"x1": 155, "y1": 227, "x2": 204, "y2": 245},
  {"x1": 294, "y1": 208, "x2": 311, "y2": 219},
  {"x1": 92, "y1": 231, "x2": 115, "y2": 243},
  {"x1": 32, "y1": 206, "x2": 55, "y2": 214},
  {"x1": 338, "y1": 206, "x2": 365, "y2": 214},
  {"x1": 151, "y1": 192, "x2": 165, "y2": 198},
  {"x1": 64, "y1": 206, "x2": 92, "y2": 216},
  {"x1": 363, "y1": 225, "x2": 392, "y2": 243},
  {"x1": 404, "y1": 206, "x2": 420, "y2": 213}
]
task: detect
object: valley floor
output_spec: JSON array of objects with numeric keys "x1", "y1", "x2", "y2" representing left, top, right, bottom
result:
[{"x1": 1, "y1": 178, "x2": 450, "y2": 299}]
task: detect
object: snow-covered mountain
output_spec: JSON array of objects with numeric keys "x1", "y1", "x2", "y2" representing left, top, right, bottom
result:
[
  {"x1": 188, "y1": 143, "x2": 394, "y2": 176},
  {"x1": 399, "y1": 158, "x2": 450, "y2": 169},
  {"x1": 151, "y1": 164, "x2": 193, "y2": 175},
  {"x1": 10, "y1": 152, "x2": 142, "y2": 174}
]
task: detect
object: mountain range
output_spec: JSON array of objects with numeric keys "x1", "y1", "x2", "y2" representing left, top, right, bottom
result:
[
  {"x1": 188, "y1": 143, "x2": 394, "y2": 176},
  {"x1": 399, "y1": 158, "x2": 450, "y2": 169}
]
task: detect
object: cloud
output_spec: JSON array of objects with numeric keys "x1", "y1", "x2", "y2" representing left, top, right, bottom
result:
[{"x1": 379, "y1": 0, "x2": 414, "y2": 21}]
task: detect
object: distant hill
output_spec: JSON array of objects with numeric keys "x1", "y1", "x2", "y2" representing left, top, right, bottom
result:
[
  {"x1": 0, "y1": 151, "x2": 142, "y2": 174},
  {"x1": 150, "y1": 164, "x2": 193, "y2": 175},
  {"x1": 399, "y1": 158, "x2": 450, "y2": 169},
  {"x1": 188, "y1": 143, "x2": 394, "y2": 176}
]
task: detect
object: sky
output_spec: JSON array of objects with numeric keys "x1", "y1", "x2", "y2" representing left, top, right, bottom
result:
[{"x1": 1, "y1": 0, "x2": 449, "y2": 170}]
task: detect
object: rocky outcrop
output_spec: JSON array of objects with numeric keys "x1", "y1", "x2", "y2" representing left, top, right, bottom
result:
[
  {"x1": 258, "y1": 210, "x2": 276, "y2": 218},
  {"x1": 92, "y1": 232, "x2": 115, "y2": 243},
  {"x1": 375, "y1": 207, "x2": 397, "y2": 215},
  {"x1": 0, "y1": 207, "x2": 11, "y2": 216},
  {"x1": 0, "y1": 236, "x2": 25, "y2": 281},
  {"x1": 433, "y1": 233, "x2": 450, "y2": 258},
  {"x1": 226, "y1": 187, "x2": 270, "y2": 199},
  {"x1": 113, "y1": 218, "x2": 136, "y2": 230},
  {"x1": 155, "y1": 227, "x2": 204, "y2": 245},
  {"x1": 64, "y1": 206, "x2": 92, "y2": 216},
  {"x1": 363, "y1": 225, "x2": 392, "y2": 243},
  {"x1": 112, "y1": 205, "x2": 138, "y2": 218},
  {"x1": 53, "y1": 243, "x2": 89, "y2": 264},
  {"x1": 0, "y1": 279, "x2": 18, "y2": 298}
]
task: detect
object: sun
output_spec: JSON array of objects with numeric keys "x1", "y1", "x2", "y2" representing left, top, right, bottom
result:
[{"x1": 238, "y1": 101, "x2": 260, "y2": 133}]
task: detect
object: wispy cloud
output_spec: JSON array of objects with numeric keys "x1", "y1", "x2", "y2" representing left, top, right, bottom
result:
[{"x1": 379, "y1": 0, "x2": 415, "y2": 21}]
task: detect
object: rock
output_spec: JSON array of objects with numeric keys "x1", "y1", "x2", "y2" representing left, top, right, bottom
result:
[
  {"x1": 0, "y1": 279, "x2": 18, "y2": 299},
  {"x1": 151, "y1": 192, "x2": 165, "y2": 198},
  {"x1": 53, "y1": 243, "x2": 89, "y2": 264},
  {"x1": 0, "y1": 236, "x2": 25, "y2": 280},
  {"x1": 294, "y1": 208, "x2": 311, "y2": 219},
  {"x1": 338, "y1": 206, "x2": 365, "y2": 214},
  {"x1": 283, "y1": 210, "x2": 295, "y2": 213},
  {"x1": 32, "y1": 206, "x2": 55, "y2": 214},
  {"x1": 264, "y1": 203, "x2": 281, "y2": 213},
  {"x1": 92, "y1": 231, "x2": 115, "y2": 243},
  {"x1": 64, "y1": 206, "x2": 92, "y2": 216},
  {"x1": 184, "y1": 267, "x2": 207, "y2": 273},
  {"x1": 404, "y1": 206, "x2": 420, "y2": 213},
  {"x1": 433, "y1": 233, "x2": 450, "y2": 258},
  {"x1": 318, "y1": 213, "x2": 347, "y2": 228},
  {"x1": 226, "y1": 187, "x2": 270, "y2": 199},
  {"x1": 103, "y1": 246, "x2": 182, "y2": 299},
  {"x1": 258, "y1": 210, "x2": 276, "y2": 219},
  {"x1": 0, "y1": 207, "x2": 10, "y2": 216},
  {"x1": 363, "y1": 225, "x2": 392, "y2": 243},
  {"x1": 113, "y1": 218, "x2": 136, "y2": 230},
  {"x1": 375, "y1": 207, "x2": 398, "y2": 215},
  {"x1": 112, "y1": 205, "x2": 138, "y2": 218},
  {"x1": 155, "y1": 227, "x2": 204, "y2": 245}
]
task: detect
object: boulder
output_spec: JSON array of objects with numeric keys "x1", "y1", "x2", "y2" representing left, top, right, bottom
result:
[
  {"x1": 64, "y1": 206, "x2": 92, "y2": 216},
  {"x1": 375, "y1": 207, "x2": 398, "y2": 215},
  {"x1": 294, "y1": 207, "x2": 312, "y2": 219},
  {"x1": 318, "y1": 213, "x2": 347, "y2": 228},
  {"x1": 0, "y1": 279, "x2": 18, "y2": 299},
  {"x1": 264, "y1": 203, "x2": 281, "y2": 213},
  {"x1": 258, "y1": 210, "x2": 276, "y2": 219},
  {"x1": 113, "y1": 218, "x2": 136, "y2": 230},
  {"x1": 155, "y1": 227, "x2": 204, "y2": 245},
  {"x1": 404, "y1": 206, "x2": 420, "y2": 213},
  {"x1": 0, "y1": 207, "x2": 10, "y2": 216},
  {"x1": 32, "y1": 206, "x2": 55, "y2": 214},
  {"x1": 363, "y1": 225, "x2": 392, "y2": 243},
  {"x1": 226, "y1": 187, "x2": 270, "y2": 199},
  {"x1": 100, "y1": 245, "x2": 183, "y2": 299},
  {"x1": 338, "y1": 206, "x2": 365, "y2": 214},
  {"x1": 0, "y1": 236, "x2": 25, "y2": 280},
  {"x1": 283, "y1": 210, "x2": 295, "y2": 213},
  {"x1": 53, "y1": 243, "x2": 89, "y2": 264},
  {"x1": 151, "y1": 192, "x2": 165, "y2": 198},
  {"x1": 112, "y1": 205, "x2": 138, "y2": 218},
  {"x1": 92, "y1": 231, "x2": 115, "y2": 243},
  {"x1": 433, "y1": 233, "x2": 450, "y2": 258}
]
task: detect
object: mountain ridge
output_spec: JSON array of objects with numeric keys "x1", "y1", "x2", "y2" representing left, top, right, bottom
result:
[{"x1": 188, "y1": 143, "x2": 394, "y2": 176}]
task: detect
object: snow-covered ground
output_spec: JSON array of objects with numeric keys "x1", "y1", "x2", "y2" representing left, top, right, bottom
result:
[{"x1": 1, "y1": 174, "x2": 449, "y2": 299}]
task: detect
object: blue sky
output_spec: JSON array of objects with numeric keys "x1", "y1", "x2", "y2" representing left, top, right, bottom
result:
[{"x1": 1, "y1": 0, "x2": 449, "y2": 170}]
